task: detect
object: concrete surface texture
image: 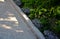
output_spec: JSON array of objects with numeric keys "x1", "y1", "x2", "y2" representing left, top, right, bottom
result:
[
  {"x1": 0, "y1": 0, "x2": 45, "y2": 39},
  {"x1": 0, "y1": 0, "x2": 4, "y2": 2}
]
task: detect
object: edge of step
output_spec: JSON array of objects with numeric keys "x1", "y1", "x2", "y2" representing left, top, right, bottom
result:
[{"x1": 8, "y1": 0, "x2": 45, "y2": 39}]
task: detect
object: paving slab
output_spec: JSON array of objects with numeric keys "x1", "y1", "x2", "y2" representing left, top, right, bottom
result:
[
  {"x1": 0, "y1": 0, "x2": 45, "y2": 39},
  {"x1": 0, "y1": 0, "x2": 37, "y2": 39}
]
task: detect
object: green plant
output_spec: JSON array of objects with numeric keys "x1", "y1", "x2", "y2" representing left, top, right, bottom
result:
[{"x1": 21, "y1": 0, "x2": 60, "y2": 37}]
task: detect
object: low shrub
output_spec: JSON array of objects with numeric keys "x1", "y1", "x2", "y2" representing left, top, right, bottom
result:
[{"x1": 21, "y1": 0, "x2": 60, "y2": 37}]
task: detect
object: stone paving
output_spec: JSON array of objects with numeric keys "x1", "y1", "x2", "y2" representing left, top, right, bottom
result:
[{"x1": 0, "y1": 0, "x2": 37, "y2": 39}]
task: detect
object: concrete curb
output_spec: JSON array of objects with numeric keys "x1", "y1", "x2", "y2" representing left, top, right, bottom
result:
[{"x1": 9, "y1": 0, "x2": 45, "y2": 39}]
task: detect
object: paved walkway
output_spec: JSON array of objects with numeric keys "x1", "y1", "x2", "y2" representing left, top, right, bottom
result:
[{"x1": 0, "y1": 0, "x2": 37, "y2": 39}]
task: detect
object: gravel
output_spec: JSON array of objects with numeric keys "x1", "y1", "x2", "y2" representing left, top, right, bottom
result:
[
  {"x1": 32, "y1": 19, "x2": 43, "y2": 28},
  {"x1": 44, "y1": 30, "x2": 59, "y2": 39},
  {"x1": 21, "y1": 8, "x2": 30, "y2": 15},
  {"x1": 13, "y1": 0, "x2": 22, "y2": 6}
]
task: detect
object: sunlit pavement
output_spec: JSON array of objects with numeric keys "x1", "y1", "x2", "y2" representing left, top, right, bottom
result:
[
  {"x1": 0, "y1": 0, "x2": 37, "y2": 39},
  {"x1": 0, "y1": 0, "x2": 4, "y2": 2}
]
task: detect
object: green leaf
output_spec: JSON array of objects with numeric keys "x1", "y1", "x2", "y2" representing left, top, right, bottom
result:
[{"x1": 57, "y1": 6, "x2": 60, "y2": 14}]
